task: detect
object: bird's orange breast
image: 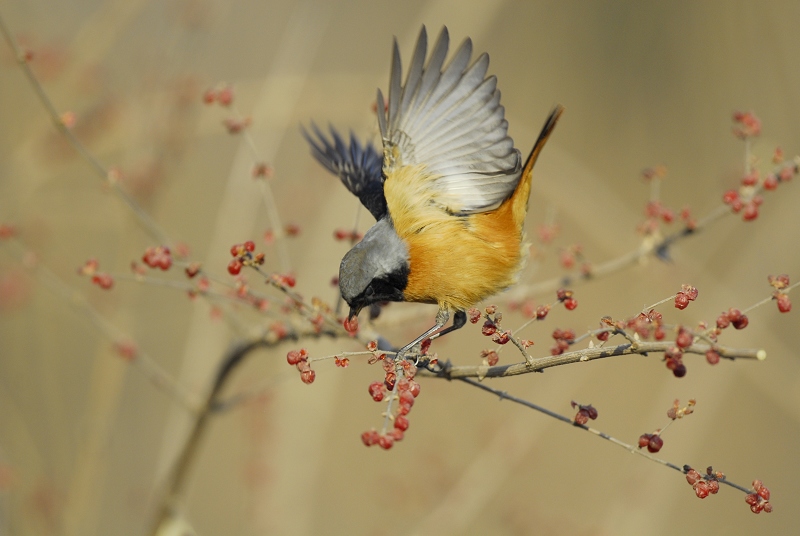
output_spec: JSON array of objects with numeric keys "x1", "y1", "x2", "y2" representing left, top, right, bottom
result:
[{"x1": 384, "y1": 165, "x2": 529, "y2": 311}]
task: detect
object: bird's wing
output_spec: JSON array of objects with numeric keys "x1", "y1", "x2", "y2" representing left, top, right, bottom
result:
[
  {"x1": 302, "y1": 124, "x2": 387, "y2": 220},
  {"x1": 377, "y1": 26, "x2": 521, "y2": 215}
]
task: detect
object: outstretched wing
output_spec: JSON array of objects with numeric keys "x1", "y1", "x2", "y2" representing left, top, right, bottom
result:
[
  {"x1": 377, "y1": 26, "x2": 521, "y2": 215},
  {"x1": 302, "y1": 123, "x2": 387, "y2": 220}
]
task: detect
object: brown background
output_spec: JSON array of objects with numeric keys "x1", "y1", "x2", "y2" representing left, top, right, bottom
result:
[{"x1": 1, "y1": 1, "x2": 799, "y2": 535}]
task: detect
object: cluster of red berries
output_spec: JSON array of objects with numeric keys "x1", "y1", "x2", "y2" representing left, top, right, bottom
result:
[
  {"x1": 141, "y1": 245, "x2": 172, "y2": 271},
  {"x1": 638, "y1": 432, "x2": 664, "y2": 453},
  {"x1": 269, "y1": 273, "x2": 296, "y2": 289},
  {"x1": 571, "y1": 401, "x2": 598, "y2": 425},
  {"x1": 474, "y1": 305, "x2": 513, "y2": 345},
  {"x1": 202, "y1": 84, "x2": 234, "y2": 107},
  {"x1": 715, "y1": 308, "x2": 750, "y2": 332},
  {"x1": 550, "y1": 328, "x2": 575, "y2": 356},
  {"x1": 731, "y1": 111, "x2": 761, "y2": 139},
  {"x1": 286, "y1": 348, "x2": 315, "y2": 384},
  {"x1": 722, "y1": 188, "x2": 762, "y2": 221},
  {"x1": 333, "y1": 228, "x2": 363, "y2": 242},
  {"x1": 674, "y1": 284, "x2": 698, "y2": 310},
  {"x1": 615, "y1": 309, "x2": 664, "y2": 341},
  {"x1": 227, "y1": 240, "x2": 264, "y2": 275},
  {"x1": 684, "y1": 466, "x2": 722, "y2": 499},
  {"x1": 263, "y1": 224, "x2": 301, "y2": 245},
  {"x1": 78, "y1": 259, "x2": 114, "y2": 290},
  {"x1": 745, "y1": 479, "x2": 773, "y2": 514},
  {"x1": 362, "y1": 359, "x2": 421, "y2": 450},
  {"x1": 768, "y1": 274, "x2": 792, "y2": 313},
  {"x1": 664, "y1": 346, "x2": 686, "y2": 378},
  {"x1": 557, "y1": 288, "x2": 578, "y2": 310}
]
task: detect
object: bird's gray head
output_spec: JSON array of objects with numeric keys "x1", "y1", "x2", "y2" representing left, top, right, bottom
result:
[{"x1": 339, "y1": 217, "x2": 409, "y2": 321}]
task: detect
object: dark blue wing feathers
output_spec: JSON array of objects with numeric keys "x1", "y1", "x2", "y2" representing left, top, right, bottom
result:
[{"x1": 302, "y1": 124, "x2": 387, "y2": 220}]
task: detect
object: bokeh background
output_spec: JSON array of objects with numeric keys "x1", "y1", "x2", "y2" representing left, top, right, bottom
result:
[{"x1": 1, "y1": 1, "x2": 799, "y2": 535}]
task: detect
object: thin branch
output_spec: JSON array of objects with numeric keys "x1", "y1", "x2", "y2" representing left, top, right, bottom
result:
[
  {"x1": 423, "y1": 340, "x2": 764, "y2": 381},
  {"x1": 0, "y1": 13, "x2": 171, "y2": 245},
  {"x1": 458, "y1": 378, "x2": 753, "y2": 494}
]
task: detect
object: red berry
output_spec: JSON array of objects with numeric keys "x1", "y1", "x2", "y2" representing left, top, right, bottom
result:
[
  {"x1": 745, "y1": 494, "x2": 759, "y2": 506},
  {"x1": 723, "y1": 189, "x2": 739, "y2": 204},
  {"x1": 732, "y1": 314, "x2": 749, "y2": 330},
  {"x1": 654, "y1": 326, "x2": 665, "y2": 340},
  {"x1": 467, "y1": 307, "x2": 482, "y2": 323},
  {"x1": 481, "y1": 320, "x2": 497, "y2": 336},
  {"x1": 694, "y1": 481, "x2": 710, "y2": 499},
  {"x1": 763, "y1": 502, "x2": 773, "y2": 513},
  {"x1": 763, "y1": 174, "x2": 779, "y2": 190},
  {"x1": 300, "y1": 369, "x2": 315, "y2": 384},
  {"x1": 750, "y1": 503, "x2": 763, "y2": 514},
  {"x1": 705, "y1": 349, "x2": 721, "y2": 365},
  {"x1": 368, "y1": 381, "x2": 384, "y2": 402},
  {"x1": 394, "y1": 414, "x2": 410, "y2": 431},
  {"x1": 230, "y1": 244, "x2": 241, "y2": 257},
  {"x1": 343, "y1": 316, "x2": 359, "y2": 334},
  {"x1": 676, "y1": 328, "x2": 693, "y2": 349},
  {"x1": 758, "y1": 486, "x2": 770, "y2": 501},
  {"x1": 574, "y1": 412, "x2": 588, "y2": 425},
  {"x1": 536, "y1": 305, "x2": 550, "y2": 319},
  {"x1": 686, "y1": 469, "x2": 701, "y2": 485},
  {"x1": 742, "y1": 202, "x2": 759, "y2": 221},
  {"x1": 227, "y1": 259, "x2": 242, "y2": 275},
  {"x1": 776, "y1": 294, "x2": 791, "y2": 313},
  {"x1": 672, "y1": 363, "x2": 687, "y2": 377},
  {"x1": 491, "y1": 330, "x2": 510, "y2": 345},
  {"x1": 674, "y1": 293, "x2": 690, "y2": 310},
  {"x1": 378, "y1": 435, "x2": 394, "y2": 450},
  {"x1": 217, "y1": 85, "x2": 234, "y2": 106},
  {"x1": 681, "y1": 285, "x2": 699, "y2": 301},
  {"x1": 638, "y1": 434, "x2": 652, "y2": 448},
  {"x1": 716, "y1": 314, "x2": 730, "y2": 329},
  {"x1": 708, "y1": 480, "x2": 720, "y2": 494},
  {"x1": 563, "y1": 297, "x2": 578, "y2": 310},
  {"x1": 91, "y1": 273, "x2": 114, "y2": 289},
  {"x1": 596, "y1": 330, "x2": 610, "y2": 342},
  {"x1": 202, "y1": 89, "x2": 216, "y2": 104},
  {"x1": 647, "y1": 434, "x2": 664, "y2": 453},
  {"x1": 286, "y1": 350, "x2": 303, "y2": 365},
  {"x1": 361, "y1": 430, "x2": 379, "y2": 446},
  {"x1": 244, "y1": 240, "x2": 255, "y2": 252}
]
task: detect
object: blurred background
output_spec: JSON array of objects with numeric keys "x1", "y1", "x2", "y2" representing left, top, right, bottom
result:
[{"x1": 1, "y1": 1, "x2": 799, "y2": 534}]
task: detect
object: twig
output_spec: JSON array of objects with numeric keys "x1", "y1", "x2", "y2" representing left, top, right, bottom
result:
[
  {"x1": 423, "y1": 340, "x2": 764, "y2": 381},
  {"x1": 458, "y1": 378, "x2": 753, "y2": 494}
]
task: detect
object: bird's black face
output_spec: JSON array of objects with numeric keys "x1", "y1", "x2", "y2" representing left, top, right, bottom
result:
[{"x1": 345, "y1": 268, "x2": 408, "y2": 321}]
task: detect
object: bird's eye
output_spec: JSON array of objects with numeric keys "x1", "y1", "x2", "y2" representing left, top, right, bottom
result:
[{"x1": 365, "y1": 285, "x2": 375, "y2": 298}]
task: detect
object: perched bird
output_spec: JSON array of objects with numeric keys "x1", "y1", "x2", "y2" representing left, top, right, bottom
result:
[{"x1": 304, "y1": 26, "x2": 562, "y2": 356}]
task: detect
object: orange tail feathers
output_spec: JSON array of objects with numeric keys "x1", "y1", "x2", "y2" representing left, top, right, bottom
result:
[{"x1": 511, "y1": 105, "x2": 564, "y2": 227}]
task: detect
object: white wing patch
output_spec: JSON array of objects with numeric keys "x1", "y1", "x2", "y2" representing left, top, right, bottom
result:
[{"x1": 378, "y1": 26, "x2": 521, "y2": 214}]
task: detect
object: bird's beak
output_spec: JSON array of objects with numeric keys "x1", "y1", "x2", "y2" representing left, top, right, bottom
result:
[
  {"x1": 343, "y1": 306, "x2": 362, "y2": 333},
  {"x1": 348, "y1": 306, "x2": 362, "y2": 322}
]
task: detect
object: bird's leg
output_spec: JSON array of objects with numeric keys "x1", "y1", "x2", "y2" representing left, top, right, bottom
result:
[
  {"x1": 428, "y1": 310, "x2": 467, "y2": 341},
  {"x1": 395, "y1": 307, "x2": 450, "y2": 362}
]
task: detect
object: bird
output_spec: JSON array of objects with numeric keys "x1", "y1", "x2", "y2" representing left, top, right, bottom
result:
[{"x1": 304, "y1": 25, "x2": 563, "y2": 358}]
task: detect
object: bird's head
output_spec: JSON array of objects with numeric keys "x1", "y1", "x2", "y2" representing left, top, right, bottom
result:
[{"x1": 339, "y1": 217, "x2": 409, "y2": 322}]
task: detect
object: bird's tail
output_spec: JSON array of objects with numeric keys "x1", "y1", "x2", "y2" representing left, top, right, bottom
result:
[{"x1": 511, "y1": 105, "x2": 564, "y2": 228}]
